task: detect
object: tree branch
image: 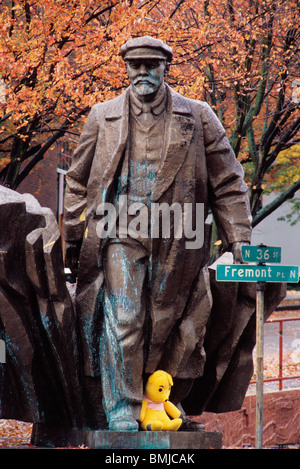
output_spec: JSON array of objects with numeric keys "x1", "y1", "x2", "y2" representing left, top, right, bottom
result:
[
  {"x1": 169, "y1": 0, "x2": 185, "y2": 19},
  {"x1": 0, "y1": 113, "x2": 13, "y2": 124},
  {"x1": 15, "y1": 108, "x2": 88, "y2": 188},
  {"x1": 252, "y1": 178, "x2": 300, "y2": 227},
  {"x1": 264, "y1": 114, "x2": 300, "y2": 172}
]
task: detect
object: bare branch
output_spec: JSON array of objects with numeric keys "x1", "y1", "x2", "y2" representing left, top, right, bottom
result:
[{"x1": 252, "y1": 178, "x2": 300, "y2": 227}]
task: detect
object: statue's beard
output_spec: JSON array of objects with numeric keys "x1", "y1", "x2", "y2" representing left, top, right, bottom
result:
[{"x1": 133, "y1": 80, "x2": 158, "y2": 96}]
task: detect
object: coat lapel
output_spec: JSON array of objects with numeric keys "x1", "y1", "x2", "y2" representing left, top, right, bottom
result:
[
  {"x1": 99, "y1": 85, "x2": 195, "y2": 205},
  {"x1": 99, "y1": 88, "x2": 130, "y2": 204},
  {"x1": 152, "y1": 86, "x2": 195, "y2": 201}
]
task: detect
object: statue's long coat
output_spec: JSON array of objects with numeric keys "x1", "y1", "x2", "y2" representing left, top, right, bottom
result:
[{"x1": 64, "y1": 84, "x2": 262, "y2": 413}]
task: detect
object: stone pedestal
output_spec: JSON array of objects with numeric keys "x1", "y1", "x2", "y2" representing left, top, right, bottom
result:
[{"x1": 31, "y1": 424, "x2": 222, "y2": 449}]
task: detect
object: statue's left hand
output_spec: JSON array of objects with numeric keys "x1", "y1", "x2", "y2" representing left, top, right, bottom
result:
[{"x1": 232, "y1": 241, "x2": 250, "y2": 264}]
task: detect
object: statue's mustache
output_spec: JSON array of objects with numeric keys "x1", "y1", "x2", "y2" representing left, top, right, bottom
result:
[{"x1": 133, "y1": 77, "x2": 157, "y2": 85}]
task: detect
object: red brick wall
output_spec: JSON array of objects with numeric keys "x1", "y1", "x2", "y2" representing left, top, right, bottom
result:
[{"x1": 190, "y1": 389, "x2": 300, "y2": 447}]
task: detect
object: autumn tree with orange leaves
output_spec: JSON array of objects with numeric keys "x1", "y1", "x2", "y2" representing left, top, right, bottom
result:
[
  {"x1": 0, "y1": 0, "x2": 131, "y2": 189},
  {"x1": 0, "y1": 0, "x2": 299, "y2": 227},
  {"x1": 163, "y1": 0, "x2": 300, "y2": 226}
]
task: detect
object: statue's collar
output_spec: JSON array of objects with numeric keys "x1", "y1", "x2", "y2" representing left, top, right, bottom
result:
[
  {"x1": 129, "y1": 84, "x2": 166, "y2": 117},
  {"x1": 105, "y1": 84, "x2": 192, "y2": 120}
]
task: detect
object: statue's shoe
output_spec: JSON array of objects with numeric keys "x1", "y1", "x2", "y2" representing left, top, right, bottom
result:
[{"x1": 179, "y1": 418, "x2": 205, "y2": 432}]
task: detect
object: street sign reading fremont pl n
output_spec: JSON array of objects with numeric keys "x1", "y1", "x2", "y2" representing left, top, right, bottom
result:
[{"x1": 216, "y1": 263, "x2": 299, "y2": 282}]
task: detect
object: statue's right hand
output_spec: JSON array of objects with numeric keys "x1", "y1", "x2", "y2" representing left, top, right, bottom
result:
[{"x1": 65, "y1": 240, "x2": 82, "y2": 278}]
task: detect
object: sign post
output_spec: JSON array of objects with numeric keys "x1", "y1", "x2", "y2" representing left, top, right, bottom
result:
[
  {"x1": 216, "y1": 244, "x2": 299, "y2": 449},
  {"x1": 255, "y1": 280, "x2": 265, "y2": 449}
]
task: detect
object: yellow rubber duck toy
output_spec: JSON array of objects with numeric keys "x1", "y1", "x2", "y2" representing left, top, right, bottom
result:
[{"x1": 139, "y1": 370, "x2": 182, "y2": 431}]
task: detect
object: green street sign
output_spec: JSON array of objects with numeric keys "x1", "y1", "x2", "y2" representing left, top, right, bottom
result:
[
  {"x1": 241, "y1": 245, "x2": 281, "y2": 263},
  {"x1": 216, "y1": 264, "x2": 299, "y2": 283}
]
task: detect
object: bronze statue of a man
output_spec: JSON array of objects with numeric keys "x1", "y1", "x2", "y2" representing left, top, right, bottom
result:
[{"x1": 63, "y1": 36, "x2": 252, "y2": 431}]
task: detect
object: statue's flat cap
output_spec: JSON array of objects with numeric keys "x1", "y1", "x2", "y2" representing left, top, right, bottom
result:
[{"x1": 120, "y1": 36, "x2": 173, "y2": 62}]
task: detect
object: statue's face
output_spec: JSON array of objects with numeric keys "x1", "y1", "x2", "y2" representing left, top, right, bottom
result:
[{"x1": 125, "y1": 57, "x2": 168, "y2": 100}]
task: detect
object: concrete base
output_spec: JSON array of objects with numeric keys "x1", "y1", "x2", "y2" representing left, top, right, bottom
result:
[{"x1": 31, "y1": 424, "x2": 222, "y2": 449}]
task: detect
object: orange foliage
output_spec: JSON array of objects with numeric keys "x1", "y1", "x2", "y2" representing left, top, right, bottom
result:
[{"x1": 0, "y1": 0, "x2": 299, "y2": 212}]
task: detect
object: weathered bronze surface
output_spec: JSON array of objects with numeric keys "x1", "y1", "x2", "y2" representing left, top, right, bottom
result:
[
  {"x1": 0, "y1": 37, "x2": 285, "y2": 443},
  {"x1": 0, "y1": 187, "x2": 109, "y2": 429},
  {"x1": 0, "y1": 188, "x2": 81, "y2": 424},
  {"x1": 63, "y1": 36, "x2": 284, "y2": 431}
]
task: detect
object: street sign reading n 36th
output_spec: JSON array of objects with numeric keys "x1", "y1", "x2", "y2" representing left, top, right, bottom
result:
[
  {"x1": 216, "y1": 264, "x2": 299, "y2": 283},
  {"x1": 241, "y1": 245, "x2": 281, "y2": 263}
]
